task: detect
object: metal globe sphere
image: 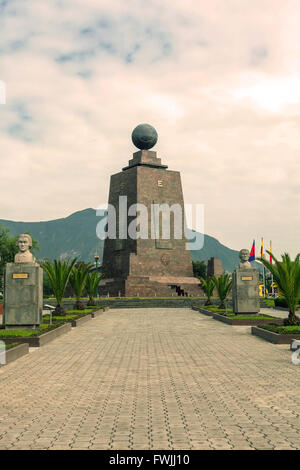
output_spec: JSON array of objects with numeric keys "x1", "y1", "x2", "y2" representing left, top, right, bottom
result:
[{"x1": 131, "y1": 124, "x2": 158, "y2": 150}]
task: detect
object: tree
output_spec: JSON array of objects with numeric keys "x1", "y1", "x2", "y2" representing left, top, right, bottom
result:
[
  {"x1": 193, "y1": 260, "x2": 207, "y2": 280},
  {"x1": 43, "y1": 271, "x2": 54, "y2": 297},
  {"x1": 261, "y1": 251, "x2": 300, "y2": 325},
  {"x1": 41, "y1": 259, "x2": 76, "y2": 315},
  {"x1": 200, "y1": 277, "x2": 215, "y2": 305},
  {"x1": 212, "y1": 273, "x2": 232, "y2": 309},
  {"x1": 69, "y1": 263, "x2": 92, "y2": 310},
  {"x1": 86, "y1": 271, "x2": 105, "y2": 306}
]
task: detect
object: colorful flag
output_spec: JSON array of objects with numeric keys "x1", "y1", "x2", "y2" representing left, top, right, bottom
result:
[
  {"x1": 260, "y1": 238, "x2": 264, "y2": 259},
  {"x1": 249, "y1": 240, "x2": 255, "y2": 262},
  {"x1": 270, "y1": 241, "x2": 273, "y2": 264}
]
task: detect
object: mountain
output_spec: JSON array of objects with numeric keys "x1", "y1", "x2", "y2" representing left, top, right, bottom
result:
[
  {"x1": 0, "y1": 208, "x2": 104, "y2": 262},
  {"x1": 0, "y1": 208, "x2": 248, "y2": 272}
]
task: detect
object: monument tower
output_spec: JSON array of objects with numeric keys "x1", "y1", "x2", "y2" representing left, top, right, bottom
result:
[{"x1": 101, "y1": 124, "x2": 202, "y2": 297}]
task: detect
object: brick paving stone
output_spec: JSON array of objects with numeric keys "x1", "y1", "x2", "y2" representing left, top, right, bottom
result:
[{"x1": 0, "y1": 307, "x2": 300, "y2": 450}]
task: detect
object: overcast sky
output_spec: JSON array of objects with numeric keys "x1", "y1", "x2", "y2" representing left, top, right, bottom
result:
[{"x1": 0, "y1": 0, "x2": 299, "y2": 258}]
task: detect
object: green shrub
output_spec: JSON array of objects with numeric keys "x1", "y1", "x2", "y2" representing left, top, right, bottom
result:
[
  {"x1": 66, "y1": 309, "x2": 97, "y2": 314},
  {"x1": 274, "y1": 297, "x2": 288, "y2": 308},
  {"x1": 259, "y1": 324, "x2": 300, "y2": 334}
]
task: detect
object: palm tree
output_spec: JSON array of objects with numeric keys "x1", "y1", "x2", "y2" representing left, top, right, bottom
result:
[
  {"x1": 69, "y1": 263, "x2": 92, "y2": 310},
  {"x1": 212, "y1": 274, "x2": 232, "y2": 309},
  {"x1": 86, "y1": 271, "x2": 105, "y2": 306},
  {"x1": 200, "y1": 277, "x2": 215, "y2": 305},
  {"x1": 41, "y1": 259, "x2": 76, "y2": 315},
  {"x1": 261, "y1": 251, "x2": 300, "y2": 325}
]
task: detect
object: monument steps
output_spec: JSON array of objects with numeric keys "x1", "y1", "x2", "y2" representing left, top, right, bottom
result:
[{"x1": 59, "y1": 298, "x2": 226, "y2": 309}]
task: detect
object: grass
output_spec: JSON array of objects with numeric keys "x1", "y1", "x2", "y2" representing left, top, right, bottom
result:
[
  {"x1": 199, "y1": 305, "x2": 277, "y2": 320},
  {"x1": 43, "y1": 308, "x2": 99, "y2": 324},
  {"x1": 3, "y1": 342, "x2": 22, "y2": 350},
  {"x1": 202, "y1": 305, "x2": 233, "y2": 313},
  {"x1": 223, "y1": 314, "x2": 277, "y2": 320},
  {"x1": 258, "y1": 324, "x2": 300, "y2": 334},
  {"x1": 65, "y1": 308, "x2": 98, "y2": 314},
  {"x1": 0, "y1": 308, "x2": 100, "y2": 339},
  {"x1": 43, "y1": 314, "x2": 85, "y2": 323},
  {"x1": 0, "y1": 323, "x2": 64, "y2": 338},
  {"x1": 262, "y1": 298, "x2": 275, "y2": 307}
]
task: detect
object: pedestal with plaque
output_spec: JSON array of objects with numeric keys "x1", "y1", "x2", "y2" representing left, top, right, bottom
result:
[
  {"x1": 232, "y1": 268, "x2": 260, "y2": 314},
  {"x1": 3, "y1": 263, "x2": 43, "y2": 329}
]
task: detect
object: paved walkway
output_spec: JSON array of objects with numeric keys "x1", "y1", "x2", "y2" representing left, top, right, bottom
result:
[{"x1": 0, "y1": 308, "x2": 300, "y2": 450}]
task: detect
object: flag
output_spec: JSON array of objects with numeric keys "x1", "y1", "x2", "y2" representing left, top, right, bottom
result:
[
  {"x1": 249, "y1": 240, "x2": 255, "y2": 262},
  {"x1": 270, "y1": 241, "x2": 273, "y2": 264},
  {"x1": 260, "y1": 238, "x2": 264, "y2": 259}
]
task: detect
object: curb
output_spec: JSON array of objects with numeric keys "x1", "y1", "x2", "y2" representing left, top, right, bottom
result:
[
  {"x1": 212, "y1": 313, "x2": 283, "y2": 326},
  {"x1": 0, "y1": 343, "x2": 29, "y2": 366},
  {"x1": 251, "y1": 326, "x2": 300, "y2": 344}
]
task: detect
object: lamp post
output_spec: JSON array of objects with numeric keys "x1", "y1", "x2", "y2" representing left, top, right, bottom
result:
[{"x1": 94, "y1": 255, "x2": 100, "y2": 298}]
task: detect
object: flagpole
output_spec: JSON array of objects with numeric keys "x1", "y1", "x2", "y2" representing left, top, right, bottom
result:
[
  {"x1": 270, "y1": 241, "x2": 274, "y2": 297},
  {"x1": 261, "y1": 237, "x2": 266, "y2": 298}
]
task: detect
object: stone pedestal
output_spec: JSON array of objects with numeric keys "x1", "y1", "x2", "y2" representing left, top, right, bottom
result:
[
  {"x1": 232, "y1": 268, "x2": 259, "y2": 314},
  {"x1": 3, "y1": 263, "x2": 43, "y2": 329},
  {"x1": 207, "y1": 257, "x2": 223, "y2": 278}
]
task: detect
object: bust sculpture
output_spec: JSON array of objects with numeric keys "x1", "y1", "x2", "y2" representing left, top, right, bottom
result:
[
  {"x1": 5, "y1": 233, "x2": 42, "y2": 328},
  {"x1": 14, "y1": 234, "x2": 35, "y2": 263},
  {"x1": 238, "y1": 248, "x2": 251, "y2": 269},
  {"x1": 232, "y1": 248, "x2": 259, "y2": 314}
]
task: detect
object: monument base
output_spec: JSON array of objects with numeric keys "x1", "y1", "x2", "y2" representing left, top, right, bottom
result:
[
  {"x1": 232, "y1": 268, "x2": 260, "y2": 314},
  {"x1": 100, "y1": 275, "x2": 203, "y2": 297},
  {"x1": 3, "y1": 263, "x2": 43, "y2": 329}
]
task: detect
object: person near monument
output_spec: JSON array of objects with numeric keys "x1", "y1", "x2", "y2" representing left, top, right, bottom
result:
[
  {"x1": 238, "y1": 248, "x2": 251, "y2": 269},
  {"x1": 14, "y1": 234, "x2": 35, "y2": 263}
]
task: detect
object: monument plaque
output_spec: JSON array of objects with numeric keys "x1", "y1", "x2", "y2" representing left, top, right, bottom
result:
[{"x1": 12, "y1": 273, "x2": 29, "y2": 279}]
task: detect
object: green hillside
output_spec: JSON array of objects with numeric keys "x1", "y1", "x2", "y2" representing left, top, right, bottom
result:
[
  {"x1": 0, "y1": 208, "x2": 247, "y2": 272},
  {"x1": 0, "y1": 208, "x2": 104, "y2": 262}
]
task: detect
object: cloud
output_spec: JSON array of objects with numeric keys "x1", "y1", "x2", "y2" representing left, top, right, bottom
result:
[{"x1": 0, "y1": 0, "x2": 300, "y2": 258}]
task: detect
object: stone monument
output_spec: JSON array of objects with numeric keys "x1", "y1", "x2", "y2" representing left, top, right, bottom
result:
[
  {"x1": 3, "y1": 234, "x2": 43, "y2": 329},
  {"x1": 101, "y1": 124, "x2": 202, "y2": 297},
  {"x1": 207, "y1": 257, "x2": 223, "y2": 278},
  {"x1": 232, "y1": 248, "x2": 259, "y2": 314}
]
